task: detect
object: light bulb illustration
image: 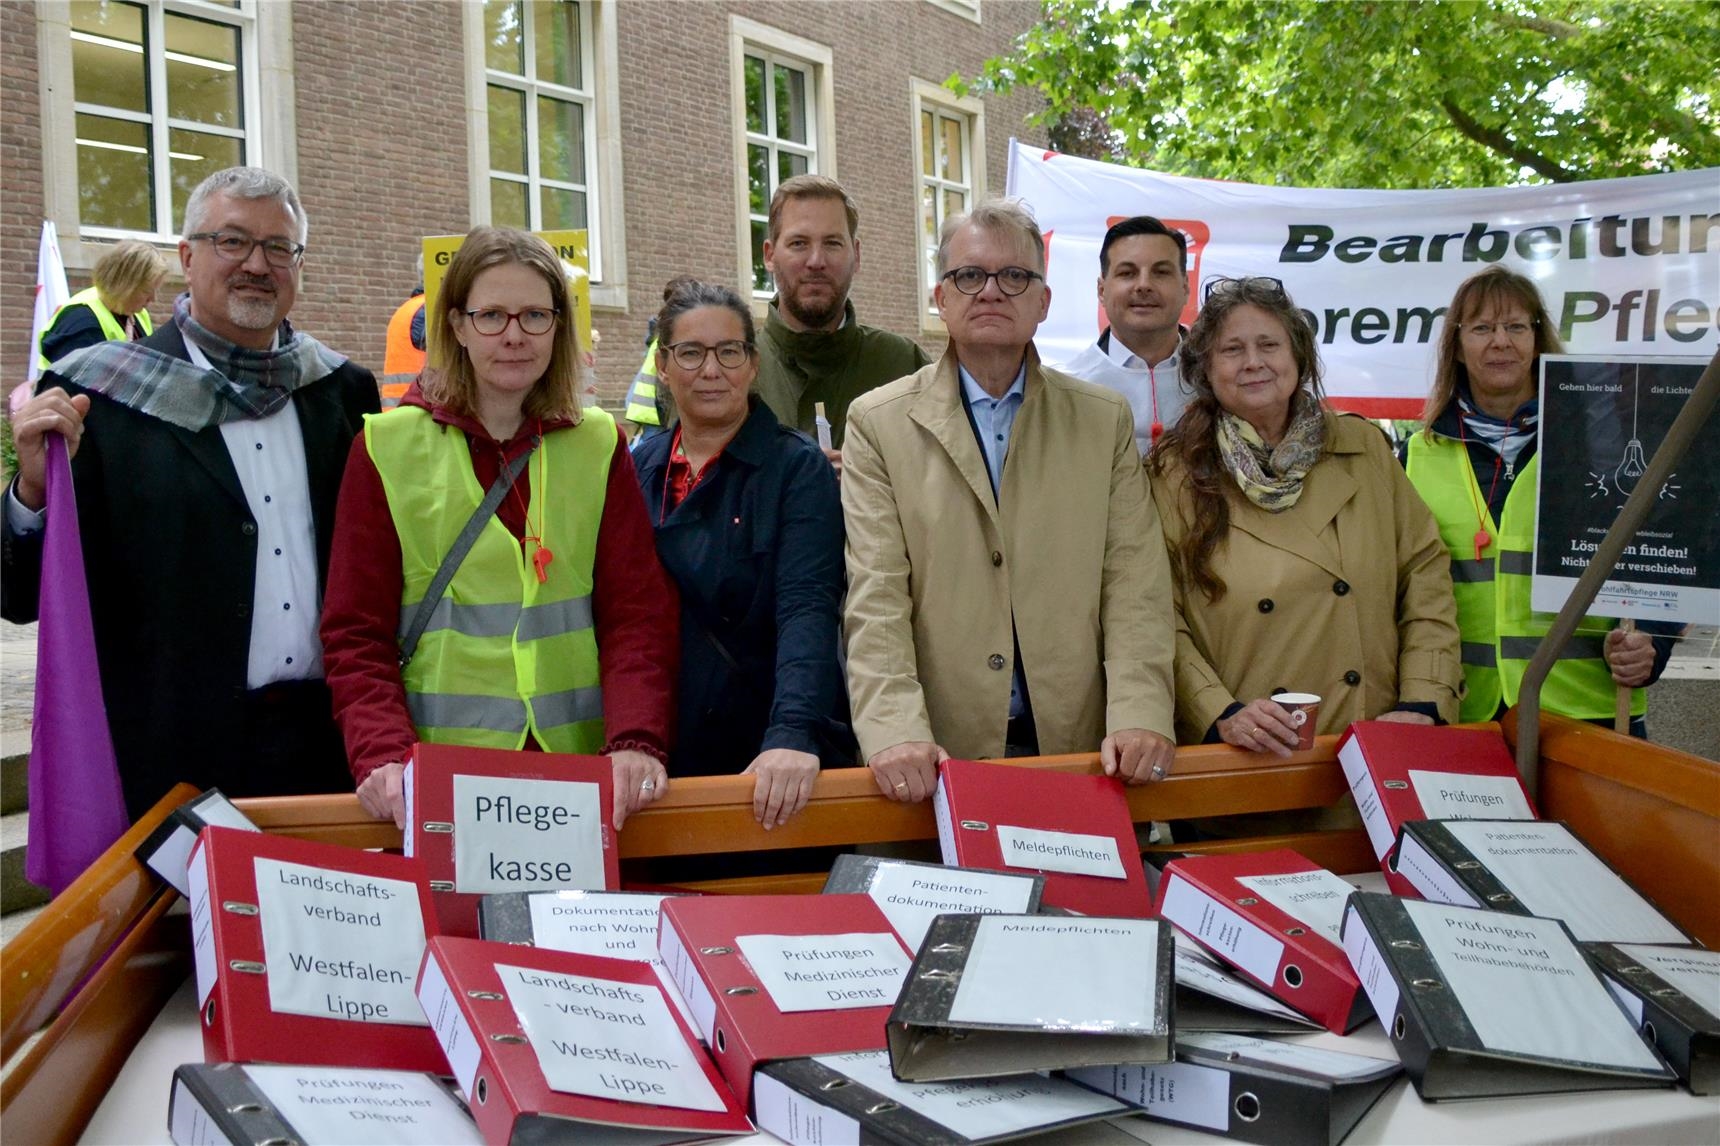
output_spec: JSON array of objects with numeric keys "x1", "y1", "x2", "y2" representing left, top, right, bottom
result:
[{"x1": 1614, "y1": 364, "x2": 1648, "y2": 496}]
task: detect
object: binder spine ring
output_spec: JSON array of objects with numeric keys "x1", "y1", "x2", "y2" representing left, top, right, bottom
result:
[
  {"x1": 724, "y1": 986, "x2": 758, "y2": 996},
  {"x1": 1235, "y1": 1092, "x2": 1262, "y2": 1122},
  {"x1": 1455, "y1": 860, "x2": 1483, "y2": 870},
  {"x1": 229, "y1": 960, "x2": 266, "y2": 975},
  {"x1": 258, "y1": 1138, "x2": 293, "y2": 1146},
  {"x1": 203, "y1": 1000, "x2": 216, "y2": 1026},
  {"x1": 423, "y1": 822, "x2": 454, "y2": 833},
  {"x1": 959, "y1": 820, "x2": 989, "y2": 830},
  {"x1": 1390, "y1": 939, "x2": 1423, "y2": 950},
  {"x1": 1236, "y1": 897, "x2": 1259, "y2": 906},
  {"x1": 930, "y1": 943, "x2": 966, "y2": 953},
  {"x1": 1383, "y1": 780, "x2": 1409, "y2": 789},
  {"x1": 699, "y1": 946, "x2": 733, "y2": 955},
  {"x1": 221, "y1": 901, "x2": 258, "y2": 915},
  {"x1": 1283, "y1": 964, "x2": 1303, "y2": 988},
  {"x1": 1411, "y1": 978, "x2": 1444, "y2": 989},
  {"x1": 865, "y1": 1102, "x2": 901, "y2": 1115},
  {"x1": 476, "y1": 1077, "x2": 487, "y2": 1104},
  {"x1": 467, "y1": 990, "x2": 504, "y2": 1000},
  {"x1": 820, "y1": 1079, "x2": 851, "y2": 1091},
  {"x1": 1393, "y1": 1014, "x2": 1407, "y2": 1039},
  {"x1": 429, "y1": 880, "x2": 456, "y2": 891},
  {"x1": 1285, "y1": 926, "x2": 1306, "y2": 936},
  {"x1": 919, "y1": 969, "x2": 961, "y2": 982},
  {"x1": 1486, "y1": 893, "x2": 1517, "y2": 904},
  {"x1": 490, "y1": 1033, "x2": 526, "y2": 1044},
  {"x1": 227, "y1": 1103, "x2": 264, "y2": 1113}
]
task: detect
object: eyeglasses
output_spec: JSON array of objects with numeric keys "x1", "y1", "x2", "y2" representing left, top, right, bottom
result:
[
  {"x1": 186, "y1": 230, "x2": 306, "y2": 268},
  {"x1": 1460, "y1": 321, "x2": 1534, "y2": 340},
  {"x1": 664, "y1": 340, "x2": 752, "y2": 370},
  {"x1": 464, "y1": 307, "x2": 559, "y2": 336},
  {"x1": 940, "y1": 265, "x2": 1044, "y2": 296},
  {"x1": 1201, "y1": 275, "x2": 1286, "y2": 302}
]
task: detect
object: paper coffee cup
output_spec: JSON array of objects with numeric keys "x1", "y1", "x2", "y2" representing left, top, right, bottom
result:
[{"x1": 1274, "y1": 693, "x2": 1322, "y2": 751}]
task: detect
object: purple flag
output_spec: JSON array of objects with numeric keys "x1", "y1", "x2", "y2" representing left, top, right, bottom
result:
[{"x1": 26, "y1": 433, "x2": 129, "y2": 894}]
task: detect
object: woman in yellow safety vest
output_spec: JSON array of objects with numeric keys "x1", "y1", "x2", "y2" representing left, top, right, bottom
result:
[
  {"x1": 1403, "y1": 266, "x2": 1676, "y2": 737},
  {"x1": 321, "y1": 226, "x2": 680, "y2": 831},
  {"x1": 36, "y1": 239, "x2": 168, "y2": 369}
]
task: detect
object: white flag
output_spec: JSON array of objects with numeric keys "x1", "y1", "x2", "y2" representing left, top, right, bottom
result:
[{"x1": 14, "y1": 221, "x2": 71, "y2": 413}]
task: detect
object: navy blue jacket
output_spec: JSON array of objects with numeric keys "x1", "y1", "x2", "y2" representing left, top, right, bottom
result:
[{"x1": 634, "y1": 400, "x2": 854, "y2": 775}]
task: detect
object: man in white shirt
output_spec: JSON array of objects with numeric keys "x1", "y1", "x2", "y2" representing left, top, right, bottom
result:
[
  {"x1": 3, "y1": 167, "x2": 379, "y2": 817},
  {"x1": 1057, "y1": 216, "x2": 1193, "y2": 455}
]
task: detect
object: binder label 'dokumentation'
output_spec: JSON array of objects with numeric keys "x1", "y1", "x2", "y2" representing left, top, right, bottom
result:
[
  {"x1": 948, "y1": 917, "x2": 1162, "y2": 1031},
  {"x1": 453, "y1": 775, "x2": 604, "y2": 893},
  {"x1": 496, "y1": 963, "x2": 727, "y2": 1111},
  {"x1": 1236, "y1": 870, "x2": 1357, "y2": 946},
  {"x1": 254, "y1": 858, "x2": 430, "y2": 1026},
  {"x1": 994, "y1": 825, "x2": 1126, "y2": 879},
  {"x1": 242, "y1": 1064, "x2": 483, "y2": 1144},
  {"x1": 864, "y1": 863, "x2": 1037, "y2": 950},
  {"x1": 1160, "y1": 877, "x2": 1285, "y2": 985},
  {"x1": 1407, "y1": 770, "x2": 1533, "y2": 821},
  {"x1": 737, "y1": 932, "x2": 910, "y2": 1013},
  {"x1": 813, "y1": 1051, "x2": 1126, "y2": 1138}
]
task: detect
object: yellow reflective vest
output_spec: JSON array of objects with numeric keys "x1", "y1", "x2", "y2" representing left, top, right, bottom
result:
[
  {"x1": 366, "y1": 405, "x2": 617, "y2": 753},
  {"x1": 623, "y1": 339, "x2": 661, "y2": 426},
  {"x1": 37, "y1": 286, "x2": 153, "y2": 370},
  {"x1": 1406, "y1": 432, "x2": 1642, "y2": 722}
]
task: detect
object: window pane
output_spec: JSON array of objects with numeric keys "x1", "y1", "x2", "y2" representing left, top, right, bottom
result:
[
  {"x1": 748, "y1": 144, "x2": 768, "y2": 215},
  {"x1": 166, "y1": 14, "x2": 241, "y2": 129},
  {"x1": 944, "y1": 188, "x2": 966, "y2": 222},
  {"x1": 921, "y1": 185, "x2": 937, "y2": 246},
  {"x1": 920, "y1": 110, "x2": 935, "y2": 178},
  {"x1": 532, "y1": 0, "x2": 582, "y2": 88},
  {"x1": 541, "y1": 185, "x2": 587, "y2": 231},
  {"x1": 491, "y1": 178, "x2": 528, "y2": 228},
  {"x1": 170, "y1": 127, "x2": 242, "y2": 233},
  {"x1": 485, "y1": 0, "x2": 524, "y2": 74},
  {"x1": 941, "y1": 115, "x2": 964, "y2": 182},
  {"x1": 487, "y1": 85, "x2": 527, "y2": 174},
  {"x1": 71, "y1": 1, "x2": 147, "y2": 113},
  {"x1": 537, "y1": 95, "x2": 585, "y2": 184},
  {"x1": 744, "y1": 55, "x2": 765, "y2": 134},
  {"x1": 751, "y1": 220, "x2": 771, "y2": 294},
  {"x1": 773, "y1": 63, "x2": 807, "y2": 143},
  {"x1": 76, "y1": 113, "x2": 153, "y2": 232},
  {"x1": 778, "y1": 150, "x2": 808, "y2": 185}
]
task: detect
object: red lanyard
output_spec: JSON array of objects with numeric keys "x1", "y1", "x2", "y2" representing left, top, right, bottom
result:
[
  {"x1": 1457, "y1": 413, "x2": 1505, "y2": 562},
  {"x1": 503, "y1": 420, "x2": 554, "y2": 582}
]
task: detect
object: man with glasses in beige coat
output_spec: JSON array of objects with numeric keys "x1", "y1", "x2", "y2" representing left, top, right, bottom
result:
[{"x1": 841, "y1": 199, "x2": 1177, "y2": 802}]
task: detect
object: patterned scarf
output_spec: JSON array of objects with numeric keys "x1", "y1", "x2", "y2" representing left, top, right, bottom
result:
[
  {"x1": 51, "y1": 293, "x2": 346, "y2": 431},
  {"x1": 1456, "y1": 385, "x2": 1538, "y2": 471},
  {"x1": 1216, "y1": 392, "x2": 1326, "y2": 512}
]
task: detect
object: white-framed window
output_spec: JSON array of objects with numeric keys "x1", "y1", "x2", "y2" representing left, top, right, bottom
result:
[
  {"x1": 911, "y1": 80, "x2": 987, "y2": 327},
  {"x1": 925, "y1": 0, "x2": 982, "y2": 24},
  {"x1": 728, "y1": 17, "x2": 834, "y2": 302},
  {"x1": 464, "y1": 0, "x2": 626, "y2": 307}
]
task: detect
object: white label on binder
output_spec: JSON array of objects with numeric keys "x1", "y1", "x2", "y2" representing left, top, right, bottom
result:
[
  {"x1": 1161, "y1": 876, "x2": 1285, "y2": 985},
  {"x1": 1617, "y1": 944, "x2": 1720, "y2": 1022},
  {"x1": 169, "y1": 1077, "x2": 235, "y2": 1146},
  {"x1": 995, "y1": 825, "x2": 1126, "y2": 879},
  {"x1": 1180, "y1": 1032, "x2": 1398, "y2": 1080},
  {"x1": 497, "y1": 963, "x2": 727, "y2": 1111},
  {"x1": 737, "y1": 932, "x2": 910, "y2": 1013},
  {"x1": 949, "y1": 916, "x2": 1161, "y2": 1030},
  {"x1": 526, "y1": 891, "x2": 700, "y2": 1034},
  {"x1": 1440, "y1": 821, "x2": 1686, "y2": 943},
  {"x1": 189, "y1": 842, "x2": 217, "y2": 1006},
  {"x1": 1407, "y1": 770, "x2": 1533, "y2": 821},
  {"x1": 147, "y1": 824, "x2": 198, "y2": 897},
  {"x1": 752, "y1": 1070, "x2": 862, "y2": 1146},
  {"x1": 192, "y1": 792, "x2": 258, "y2": 833},
  {"x1": 1236, "y1": 869, "x2": 1355, "y2": 946},
  {"x1": 1173, "y1": 938, "x2": 1311, "y2": 1025},
  {"x1": 865, "y1": 862, "x2": 1037, "y2": 950},
  {"x1": 401, "y1": 760, "x2": 415, "y2": 858},
  {"x1": 1342, "y1": 903, "x2": 1400, "y2": 1032},
  {"x1": 1339, "y1": 737, "x2": 1395, "y2": 860},
  {"x1": 1405, "y1": 899, "x2": 1664, "y2": 1070},
  {"x1": 254, "y1": 858, "x2": 429, "y2": 1026},
  {"x1": 933, "y1": 778, "x2": 959, "y2": 866},
  {"x1": 657, "y1": 917, "x2": 718, "y2": 1042},
  {"x1": 1393, "y1": 831, "x2": 1480, "y2": 908},
  {"x1": 243, "y1": 1064, "x2": 484, "y2": 1145},
  {"x1": 417, "y1": 952, "x2": 481, "y2": 1097},
  {"x1": 1067, "y1": 1062, "x2": 1230, "y2": 1132},
  {"x1": 815, "y1": 1050, "x2": 1126, "y2": 1138},
  {"x1": 1605, "y1": 975, "x2": 1647, "y2": 1024},
  {"x1": 452, "y1": 775, "x2": 605, "y2": 894}
]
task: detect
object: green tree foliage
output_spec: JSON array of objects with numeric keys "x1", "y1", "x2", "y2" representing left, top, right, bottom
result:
[{"x1": 966, "y1": 0, "x2": 1720, "y2": 187}]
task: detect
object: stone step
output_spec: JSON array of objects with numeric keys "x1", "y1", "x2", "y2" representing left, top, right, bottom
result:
[
  {"x1": 1, "y1": 747, "x2": 26, "y2": 815},
  {"x1": 0, "y1": 809, "x2": 50, "y2": 916}
]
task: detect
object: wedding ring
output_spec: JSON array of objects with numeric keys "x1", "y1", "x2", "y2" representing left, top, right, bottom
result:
[
  {"x1": 893, "y1": 781, "x2": 908, "y2": 793},
  {"x1": 640, "y1": 779, "x2": 656, "y2": 792},
  {"x1": 1151, "y1": 764, "x2": 1167, "y2": 780}
]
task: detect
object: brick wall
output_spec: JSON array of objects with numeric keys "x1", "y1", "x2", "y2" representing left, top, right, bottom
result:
[{"x1": 2, "y1": 0, "x2": 1044, "y2": 408}]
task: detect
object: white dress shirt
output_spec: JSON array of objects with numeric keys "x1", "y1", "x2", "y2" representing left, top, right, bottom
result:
[{"x1": 1057, "y1": 329, "x2": 1192, "y2": 456}]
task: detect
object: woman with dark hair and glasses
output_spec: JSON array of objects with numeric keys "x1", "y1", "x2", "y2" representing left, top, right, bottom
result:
[
  {"x1": 633, "y1": 281, "x2": 853, "y2": 830},
  {"x1": 1405, "y1": 266, "x2": 1673, "y2": 737},
  {"x1": 321, "y1": 226, "x2": 679, "y2": 833},
  {"x1": 1148, "y1": 277, "x2": 1459, "y2": 794}
]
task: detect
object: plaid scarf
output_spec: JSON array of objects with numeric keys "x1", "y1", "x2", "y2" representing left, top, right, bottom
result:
[
  {"x1": 52, "y1": 293, "x2": 346, "y2": 431},
  {"x1": 1217, "y1": 391, "x2": 1326, "y2": 512}
]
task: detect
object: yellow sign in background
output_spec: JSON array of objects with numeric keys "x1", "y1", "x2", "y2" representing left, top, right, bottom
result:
[{"x1": 420, "y1": 229, "x2": 592, "y2": 362}]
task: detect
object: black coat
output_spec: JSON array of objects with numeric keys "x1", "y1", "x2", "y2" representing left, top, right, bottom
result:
[
  {"x1": 634, "y1": 401, "x2": 854, "y2": 776},
  {"x1": 2, "y1": 323, "x2": 379, "y2": 815}
]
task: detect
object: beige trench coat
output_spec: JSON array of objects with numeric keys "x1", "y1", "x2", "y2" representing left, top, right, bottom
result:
[
  {"x1": 1153, "y1": 412, "x2": 1461, "y2": 744},
  {"x1": 841, "y1": 348, "x2": 1176, "y2": 761}
]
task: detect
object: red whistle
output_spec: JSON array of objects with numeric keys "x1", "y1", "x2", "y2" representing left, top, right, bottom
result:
[
  {"x1": 1150, "y1": 420, "x2": 1164, "y2": 444},
  {"x1": 1472, "y1": 529, "x2": 1490, "y2": 561},
  {"x1": 532, "y1": 545, "x2": 555, "y2": 584}
]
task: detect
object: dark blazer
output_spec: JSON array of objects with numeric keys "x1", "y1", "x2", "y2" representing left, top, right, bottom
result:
[
  {"x1": 1, "y1": 323, "x2": 379, "y2": 815},
  {"x1": 634, "y1": 400, "x2": 854, "y2": 776}
]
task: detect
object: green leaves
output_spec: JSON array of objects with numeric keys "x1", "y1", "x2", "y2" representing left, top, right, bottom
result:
[{"x1": 972, "y1": 0, "x2": 1720, "y2": 188}]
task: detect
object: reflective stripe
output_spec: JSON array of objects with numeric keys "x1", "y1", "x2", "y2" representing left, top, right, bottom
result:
[
  {"x1": 1449, "y1": 558, "x2": 1494, "y2": 584},
  {"x1": 1462, "y1": 642, "x2": 1498, "y2": 668},
  {"x1": 1499, "y1": 549, "x2": 1535, "y2": 576},
  {"x1": 1499, "y1": 634, "x2": 1607, "y2": 662},
  {"x1": 409, "y1": 692, "x2": 527, "y2": 735},
  {"x1": 530, "y1": 687, "x2": 605, "y2": 728},
  {"x1": 399, "y1": 594, "x2": 593, "y2": 643}
]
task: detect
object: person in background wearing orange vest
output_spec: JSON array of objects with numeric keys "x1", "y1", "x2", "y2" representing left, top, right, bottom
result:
[
  {"x1": 36, "y1": 239, "x2": 169, "y2": 370},
  {"x1": 380, "y1": 254, "x2": 427, "y2": 406}
]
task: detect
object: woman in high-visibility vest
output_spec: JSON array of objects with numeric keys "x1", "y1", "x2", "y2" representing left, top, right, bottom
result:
[
  {"x1": 321, "y1": 227, "x2": 679, "y2": 831},
  {"x1": 36, "y1": 239, "x2": 168, "y2": 369},
  {"x1": 1403, "y1": 266, "x2": 1674, "y2": 736}
]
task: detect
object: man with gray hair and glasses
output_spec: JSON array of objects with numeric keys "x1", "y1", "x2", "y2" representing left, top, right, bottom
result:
[
  {"x1": 3, "y1": 166, "x2": 380, "y2": 818},
  {"x1": 841, "y1": 198, "x2": 1178, "y2": 803}
]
